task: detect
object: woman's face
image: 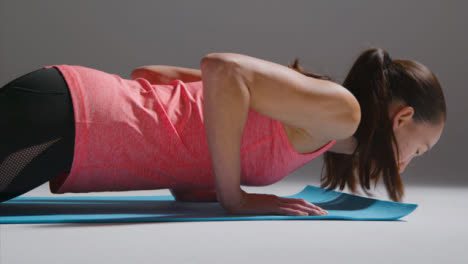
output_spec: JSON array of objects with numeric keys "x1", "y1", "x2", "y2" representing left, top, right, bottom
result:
[{"x1": 390, "y1": 103, "x2": 445, "y2": 173}]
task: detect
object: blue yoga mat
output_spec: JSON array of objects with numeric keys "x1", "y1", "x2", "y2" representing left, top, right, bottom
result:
[{"x1": 0, "y1": 185, "x2": 418, "y2": 224}]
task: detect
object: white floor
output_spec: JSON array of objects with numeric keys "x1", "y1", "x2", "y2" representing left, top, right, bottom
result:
[{"x1": 1, "y1": 178, "x2": 467, "y2": 264}]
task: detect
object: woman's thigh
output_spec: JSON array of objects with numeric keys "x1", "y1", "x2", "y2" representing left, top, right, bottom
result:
[{"x1": 0, "y1": 67, "x2": 76, "y2": 202}]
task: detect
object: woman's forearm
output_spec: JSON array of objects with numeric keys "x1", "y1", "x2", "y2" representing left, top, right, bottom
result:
[
  {"x1": 131, "y1": 65, "x2": 202, "y2": 84},
  {"x1": 200, "y1": 59, "x2": 250, "y2": 210}
]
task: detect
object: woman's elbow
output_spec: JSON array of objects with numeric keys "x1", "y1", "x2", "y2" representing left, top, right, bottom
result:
[{"x1": 200, "y1": 53, "x2": 241, "y2": 74}]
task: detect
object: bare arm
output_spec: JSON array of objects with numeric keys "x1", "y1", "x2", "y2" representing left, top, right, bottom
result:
[
  {"x1": 200, "y1": 52, "x2": 361, "y2": 214},
  {"x1": 131, "y1": 65, "x2": 202, "y2": 85}
]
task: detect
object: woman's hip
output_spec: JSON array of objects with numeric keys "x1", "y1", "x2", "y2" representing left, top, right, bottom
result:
[{"x1": 0, "y1": 66, "x2": 75, "y2": 166}]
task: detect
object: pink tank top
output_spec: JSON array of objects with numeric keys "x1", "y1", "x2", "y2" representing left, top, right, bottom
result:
[{"x1": 42, "y1": 64, "x2": 336, "y2": 194}]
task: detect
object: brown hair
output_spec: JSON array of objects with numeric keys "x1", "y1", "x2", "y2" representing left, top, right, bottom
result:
[{"x1": 287, "y1": 47, "x2": 447, "y2": 202}]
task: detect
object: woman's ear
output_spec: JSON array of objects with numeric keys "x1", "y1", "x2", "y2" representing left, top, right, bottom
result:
[{"x1": 392, "y1": 105, "x2": 415, "y2": 130}]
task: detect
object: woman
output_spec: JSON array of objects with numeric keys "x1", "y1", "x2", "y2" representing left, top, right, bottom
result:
[{"x1": 0, "y1": 47, "x2": 446, "y2": 217}]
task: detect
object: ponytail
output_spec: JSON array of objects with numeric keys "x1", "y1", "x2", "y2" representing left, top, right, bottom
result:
[
  {"x1": 287, "y1": 58, "x2": 334, "y2": 81},
  {"x1": 320, "y1": 48, "x2": 404, "y2": 202}
]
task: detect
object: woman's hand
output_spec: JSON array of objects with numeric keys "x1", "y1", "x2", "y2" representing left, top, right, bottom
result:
[{"x1": 226, "y1": 191, "x2": 328, "y2": 216}]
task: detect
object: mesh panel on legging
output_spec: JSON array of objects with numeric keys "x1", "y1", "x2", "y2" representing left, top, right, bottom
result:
[
  {"x1": 0, "y1": 67, "x2": 75, "y2": 202},
  {"x1": 0, "y1": 138, "x2": 61, "y2": 191}
]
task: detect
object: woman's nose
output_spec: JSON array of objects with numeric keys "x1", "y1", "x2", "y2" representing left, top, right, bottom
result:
[
  {"x1": 398, "y1": 164, "x2": 404, "y2": 173},
  {"x1": 398, "y1": 160, "x2": 408, "y2": 173}
]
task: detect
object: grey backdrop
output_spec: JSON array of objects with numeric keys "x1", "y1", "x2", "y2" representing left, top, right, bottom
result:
[{"x1": 1, "y1": 0, "x2": 466, "y2": 187}]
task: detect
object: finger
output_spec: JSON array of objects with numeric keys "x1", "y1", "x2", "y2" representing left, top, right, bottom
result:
[
  {"x1": 285, "y1": 203, "x2": 325, "y2": 216},
  {"x1": 278, "y1": 200, "x2": 324, "y2": 215},
  {"x1": 277, "y1": 207, "x2": 308, "y2": 216},
  {"x1": 296, "y1": 199, "x2": 327, "y2": 214},
  {"x1": 279, "y1": 198, "x2": 327, "y2": 214}
]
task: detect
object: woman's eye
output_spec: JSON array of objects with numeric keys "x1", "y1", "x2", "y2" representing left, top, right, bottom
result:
[{"x1": 416, "y1": 150, "x2": 420, "y2": 155}]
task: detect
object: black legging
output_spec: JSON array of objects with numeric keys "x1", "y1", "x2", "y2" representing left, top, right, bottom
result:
[{"x1": 0, "y1": 67, "x2": 75, "y2": 202}]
